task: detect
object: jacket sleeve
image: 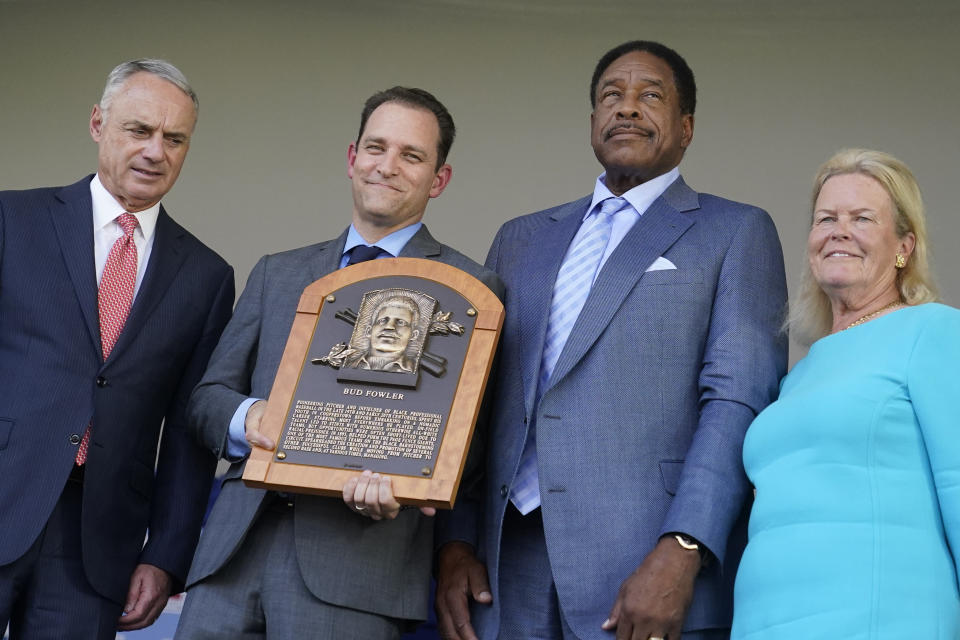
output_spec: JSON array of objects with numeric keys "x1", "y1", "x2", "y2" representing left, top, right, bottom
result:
[
  {"x1": 140, "y1": 262, "x2": 235, "y2": 589},
  {"x1": 435, "y1": 228, "x2": 507, "y2": 550},
  {"x1": 658, "y1": 207, "x2": 788, "y2": 567},
  {"x1": 187, "y1": 256, "x2": 269, "y2": 460},
  {"x1": 909, "y1": 306, "x2": 960, "y2": 578}
]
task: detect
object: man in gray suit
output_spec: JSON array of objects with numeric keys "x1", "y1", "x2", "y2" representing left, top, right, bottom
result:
[
  {"x1": 176, "y1": 87, "x2": 502, "y2": 639},
  {"x1": 435, "y1": 41, "x2": 788, "y2": 639}
]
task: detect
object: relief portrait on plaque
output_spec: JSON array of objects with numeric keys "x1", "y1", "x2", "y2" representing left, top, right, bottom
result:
[
  {"x1": 346, "y1": 292, "x2": 426, "y2": 373},
  {"x1": 313, "y1": 287, "x2": 467, "y2": 387},
  {"x1": 242, "y1": 259, "x2": 503, "y2": 509}
]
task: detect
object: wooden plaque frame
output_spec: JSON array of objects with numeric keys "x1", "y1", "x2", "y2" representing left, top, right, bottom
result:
[{"x1": 242, "y1": 258, "x2": 503, "y2": 509}]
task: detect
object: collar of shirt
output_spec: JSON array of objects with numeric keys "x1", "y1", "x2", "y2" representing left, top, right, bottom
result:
[
  {"x1": 90, "y1": 174, "x2": 160, "y2": 244},
  {"x1": 90, "y1": 174, "x2": 160, "y2": 293},
  {"x1": 574, "y1": 167, "x2": 681, "y2": 277},
  {"x1": 339, "y1": 222, "x2": 423, "y2": 268},
  {"x1": 587, "y1": 166, "x2": 681, "y2": 220}
]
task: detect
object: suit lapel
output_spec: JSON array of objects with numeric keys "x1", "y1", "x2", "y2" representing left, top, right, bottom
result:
[
  {"x1": 519, "y1": 197, "x2": 590, "y2": 416},
  {"x1": 308, "y1": 224, "x2": 437, "y2": 280},
  {"x1": 311, "y1": 228, "x2": 350, "y2": 281},
  {"x1": 545, "y1": 179, "x2": 698, "y2": 392},
  {"x1": 49, "y1": 178, "x2": 101, "y2": 358},
  {"x1": 399, "y1": 225, "x2": 442, "y2": 259},
  {"x1": 107, "y1": 207, "x2": 188, "y2": 363}
]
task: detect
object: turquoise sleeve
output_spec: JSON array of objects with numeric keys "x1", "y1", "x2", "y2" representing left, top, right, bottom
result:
[{"x1": 909, "y1": 306, "x2": 960, "y2": 579}]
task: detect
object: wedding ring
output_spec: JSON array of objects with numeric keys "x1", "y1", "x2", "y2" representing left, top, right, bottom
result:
[{"x1": 355, "y1": 505, "x2": 367, "y2": 512}]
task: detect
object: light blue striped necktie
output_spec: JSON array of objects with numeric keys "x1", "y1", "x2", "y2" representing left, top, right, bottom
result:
[{"x1": 510, "y1": 196, "x2": 627, "y2": 514}]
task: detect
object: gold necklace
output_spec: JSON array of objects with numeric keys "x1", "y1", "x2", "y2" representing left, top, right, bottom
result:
[{"x1": 843, "y1": 299, "x2": 903, "y2": 331}]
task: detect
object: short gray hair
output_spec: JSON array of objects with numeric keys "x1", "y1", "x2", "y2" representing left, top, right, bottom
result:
[{"x1": 99, "y1": 59, "x2": 198, "y2": 121}]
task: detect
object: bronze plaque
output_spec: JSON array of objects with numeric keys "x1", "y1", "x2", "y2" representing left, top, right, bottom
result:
[{"x1": 242, "y1": 258, "x2": 503, "y2": 509}]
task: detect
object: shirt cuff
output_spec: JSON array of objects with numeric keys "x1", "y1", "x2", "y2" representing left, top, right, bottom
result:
[{"x1": 225, "y1": 397, "x2": 263, "y2": 460}]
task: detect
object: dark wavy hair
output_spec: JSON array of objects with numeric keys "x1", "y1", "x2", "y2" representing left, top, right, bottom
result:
[{"x1": 357, "y1": 87, "x2": 455, "y2": 168}]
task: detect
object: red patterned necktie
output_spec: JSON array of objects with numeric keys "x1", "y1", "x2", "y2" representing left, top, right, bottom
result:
[{"x1": 76, "y1": 213, "x2": 139, "y2": 465}]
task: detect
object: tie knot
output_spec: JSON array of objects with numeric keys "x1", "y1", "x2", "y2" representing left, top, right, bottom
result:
[
  {"x1": 116, "y1": 213, "x2": 138, "y2": 237},
  {"x1": 347, "y1": 244, "x2": 385, "y2": 265},
  {"x1": 597, "y1": 197, "x2": 627, "y2": 218}
]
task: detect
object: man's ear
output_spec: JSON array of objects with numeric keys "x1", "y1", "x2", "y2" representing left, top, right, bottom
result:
[
  {"x1": 90, "y1": 104, "x2": 105, "y2": 142},
  {"x1": 680, "y1": 113, "x2": 694, "y2": 150},
  {"x1": 346, "y1": 141, "x2": 358, "y2": 180},
  {"x1": 429, "y1": 164, "x2": 453, "y2": 198}
]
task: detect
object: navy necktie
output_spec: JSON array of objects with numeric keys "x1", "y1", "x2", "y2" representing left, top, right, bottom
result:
[{"x1": 347, "y1": 245, "x2": 385, "y2": 265}]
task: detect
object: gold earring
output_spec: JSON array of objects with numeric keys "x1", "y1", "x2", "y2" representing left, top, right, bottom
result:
[{"x1": 895, "y1": 253, "x2": 906, "y2": 269}]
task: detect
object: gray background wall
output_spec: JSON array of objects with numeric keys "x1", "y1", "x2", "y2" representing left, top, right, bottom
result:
[{"x1": 2, "y1": 0, "x2": 957, "y2": 361}]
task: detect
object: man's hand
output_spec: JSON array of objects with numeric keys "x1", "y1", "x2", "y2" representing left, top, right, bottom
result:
[
  {"x1": 116, "y1": 563, "x2": 172, "y2": 631},
  {"x1": 601, "y1": 536, "x2": 701, "y2": 640},
  {"x1": 244, "y1": 399, "x2": 275, "y2": 450},
  {"x1": 342, "y1": 470, "x2": 436, "y2": 520},
  {"x1": 436, "y1": 541, "x2": 492, "y2": 640}
]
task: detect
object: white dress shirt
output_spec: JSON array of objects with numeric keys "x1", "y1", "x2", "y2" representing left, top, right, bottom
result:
[{"x1": 90, "y1": 174, "x2": 160, "y2": 297}]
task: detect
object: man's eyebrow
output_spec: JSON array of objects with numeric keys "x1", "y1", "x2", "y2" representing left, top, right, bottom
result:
[
  {"x1": 400, "y1": 143, "x2": 428, "y2": 157},
  {"x1": 122, "y1": 119, "x2": 190, "y2": 139},
  {"x1": 599, "y1": 76, "x2": 666, "y2": 89},
  {"x1": 361, "y1": 136, "x2": 429, "y2": 157},
  {"x1": 122, "y1": 119, "x2": 154, "y2": 131}
]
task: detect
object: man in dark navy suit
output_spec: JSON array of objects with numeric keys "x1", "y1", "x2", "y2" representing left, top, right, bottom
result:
[{"x1": 0, "y1": 59, "x2": 234, "y2": 639}]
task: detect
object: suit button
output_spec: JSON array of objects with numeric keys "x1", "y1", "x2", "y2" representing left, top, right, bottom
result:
[
  {"x1": 69, "y1": 433, "x2": 81, "y2": 444},
  {"x1": 500, "y1": 485, "x2": 508, "y2": 498},
  {"x1": 96, "y1": 376, "x2": 107, "y2": 387}
]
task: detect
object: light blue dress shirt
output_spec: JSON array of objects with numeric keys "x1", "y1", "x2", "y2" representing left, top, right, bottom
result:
[{"x1": 587, "y1": 166, "x2": 680, "y2": 272}]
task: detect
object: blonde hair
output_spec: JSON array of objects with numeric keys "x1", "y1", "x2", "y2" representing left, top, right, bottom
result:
[{"x1": 789, "y1": 148, "x2": 938, "y2": 345}]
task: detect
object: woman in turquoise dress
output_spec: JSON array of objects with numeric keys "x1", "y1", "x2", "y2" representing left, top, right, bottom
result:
[{"x1": 732, "y1": 149, "x2": 960, "y2": 639}]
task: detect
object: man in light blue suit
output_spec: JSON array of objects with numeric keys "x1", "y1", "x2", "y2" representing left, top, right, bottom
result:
[{"x1": 435, "y1": 41, "x2": 788, "y2": 640}]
